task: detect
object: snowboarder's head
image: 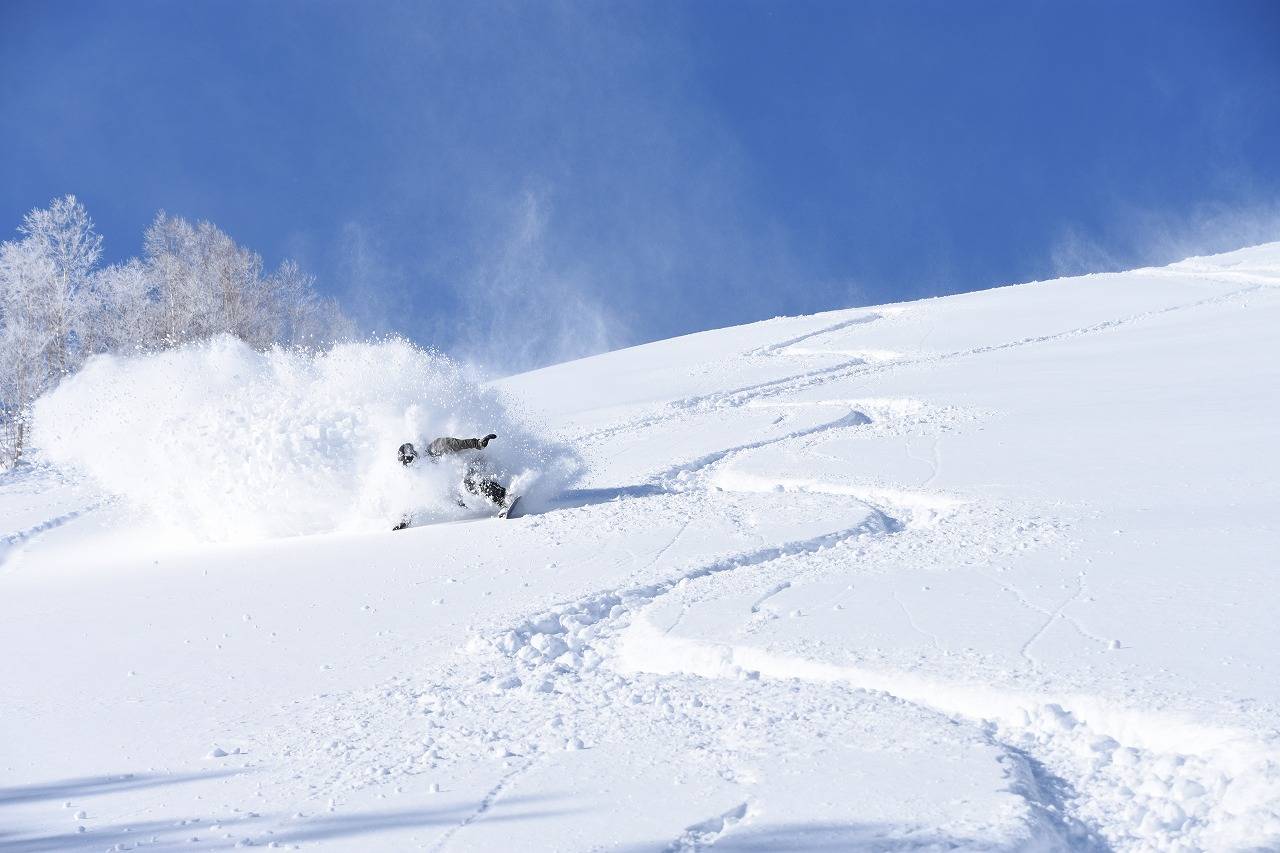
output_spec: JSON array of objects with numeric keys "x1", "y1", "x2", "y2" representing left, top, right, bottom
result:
[{"x1": 397, "y1": 442, "x2": 418, "y2": 466}]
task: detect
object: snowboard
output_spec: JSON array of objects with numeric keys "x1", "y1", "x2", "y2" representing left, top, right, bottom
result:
[{"x1": 498, "y1": 495, "x2": 522, "y2": 519}]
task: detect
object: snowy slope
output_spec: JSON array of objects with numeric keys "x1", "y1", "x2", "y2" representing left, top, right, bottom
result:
[{"x1": 2, "y1": 243, "x2": 1279, "y2": 851}]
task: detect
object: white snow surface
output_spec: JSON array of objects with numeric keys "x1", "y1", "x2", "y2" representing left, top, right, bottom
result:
[{"x1": 3, "y1": 243, "x2": 1280, "y2": 851}]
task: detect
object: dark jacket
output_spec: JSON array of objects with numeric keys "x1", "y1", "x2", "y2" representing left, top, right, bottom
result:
[{"x1": 426, "y1": 435, "x2": 492, "y2": 458}]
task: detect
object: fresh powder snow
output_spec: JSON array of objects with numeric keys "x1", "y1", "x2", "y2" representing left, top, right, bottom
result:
[{"x1": 2, "y1": 243, "x2": 1279, "y2": 850}]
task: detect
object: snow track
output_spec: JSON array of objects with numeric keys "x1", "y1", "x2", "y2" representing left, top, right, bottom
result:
[
  {"x1": 0, "y1": 464, "x2": 103, "y2": 570},
  {"x1": 664, "y1": 801, "x2": 749, "y2": 852},
  {"x1": 428, "y1": 756, "x2": 539, "y2": 853},
  {"x1": 410, "y1": 275, "x2": 1279, "y2": 850},
  {"x1": 0, "y1": 502, "x2": 99, "y2": 570}
]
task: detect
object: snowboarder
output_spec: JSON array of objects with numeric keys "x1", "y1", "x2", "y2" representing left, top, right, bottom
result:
[{"x1": 392, "y1": 434, "x2": 510, "y2": 530}]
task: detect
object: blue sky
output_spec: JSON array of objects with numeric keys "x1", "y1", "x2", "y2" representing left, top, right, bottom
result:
[{"x1": 2, "y1": 0, "x2": 1278, "y2": 371}]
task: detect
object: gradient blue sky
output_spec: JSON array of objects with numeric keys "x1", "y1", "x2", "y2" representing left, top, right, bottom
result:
[{"x1": 3, "y1": 1, "x2": 1278, "y2": 371}]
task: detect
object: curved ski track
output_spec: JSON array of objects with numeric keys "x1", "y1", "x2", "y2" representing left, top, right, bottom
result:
[{"x1": 278, "y1": 282, "x2": 1278, "y2": 851}]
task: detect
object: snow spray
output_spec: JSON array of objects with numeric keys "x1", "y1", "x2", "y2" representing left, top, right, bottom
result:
[{"x1": 31, "y1": 335, "x2": 580, "y2": 541}]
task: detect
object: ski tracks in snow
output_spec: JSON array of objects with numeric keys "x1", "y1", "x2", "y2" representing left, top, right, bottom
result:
[
  {"x1": 282, "y1": 292, "x2": 1280, "y2": 851},
  {"x1": 0, "y1": 495, "x2": 104, "y2": 571},
  {"x1": 664, "y1": 801, "x2": 750, "y2": 853},
  {"x1": 429, "y1": 755, "x2": 540, "y2": 852}
]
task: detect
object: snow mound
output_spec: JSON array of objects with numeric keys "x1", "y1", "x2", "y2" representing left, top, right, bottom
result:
[{"x1": 31, "y1": 335, "x2": 579, "y2": 540}]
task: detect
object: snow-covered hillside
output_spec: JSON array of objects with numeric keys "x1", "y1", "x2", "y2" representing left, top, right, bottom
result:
[{"x1": 3, "y1": 243, "x2": 1279, "y2": 851}]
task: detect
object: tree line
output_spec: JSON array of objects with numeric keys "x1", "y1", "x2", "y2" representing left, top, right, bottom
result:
[{"x1": 0, "y1": 195, "x2": 353, "y2": 466}]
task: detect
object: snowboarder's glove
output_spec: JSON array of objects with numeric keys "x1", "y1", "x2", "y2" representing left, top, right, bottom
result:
[{"x1": 479, "y1": 433, "x2": 497, "y2": 447}]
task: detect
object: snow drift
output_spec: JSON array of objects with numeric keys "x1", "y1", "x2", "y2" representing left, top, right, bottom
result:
[{"x1": 30, "y1": 335, "x2": 579, "y2": 540}]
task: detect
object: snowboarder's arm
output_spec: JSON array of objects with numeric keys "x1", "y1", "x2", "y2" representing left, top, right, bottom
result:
[{"x1": 427, "y1": 434, "x2": 498, "y2": 456}]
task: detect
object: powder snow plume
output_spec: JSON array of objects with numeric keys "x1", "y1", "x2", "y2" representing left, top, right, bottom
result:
[{"x1": 30, "y1": 335, "x2": 580, "y2": 541}]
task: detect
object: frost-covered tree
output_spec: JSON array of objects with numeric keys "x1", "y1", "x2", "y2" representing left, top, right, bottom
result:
[
  {"x1": 16, "y1": 195, "x2": 102, "y2": 377},
  {"x1": 1, "y1": 197, "x2": 353, "y2": 466},
  {"x1": 141, "y1": 212, "x2": 199, "y2": 345},
  {"x1": 0, "y1": 237, "x2": 59, "y2": 462},
  {"x1": 0, "y1": 194, "x2": 103, "y2": 463},
  {"x1": 79, "y1": 259, "x2": 158, "y2": 354},
  {"x1": 198, "y1": 220, "x2": 272, "y2": 348},
  {"x1": 140, "y1": 214, "x2": 344, "y2": 349},
  {"x1": 267, "y1": 259, "x2": 355, "y2": 346}
]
